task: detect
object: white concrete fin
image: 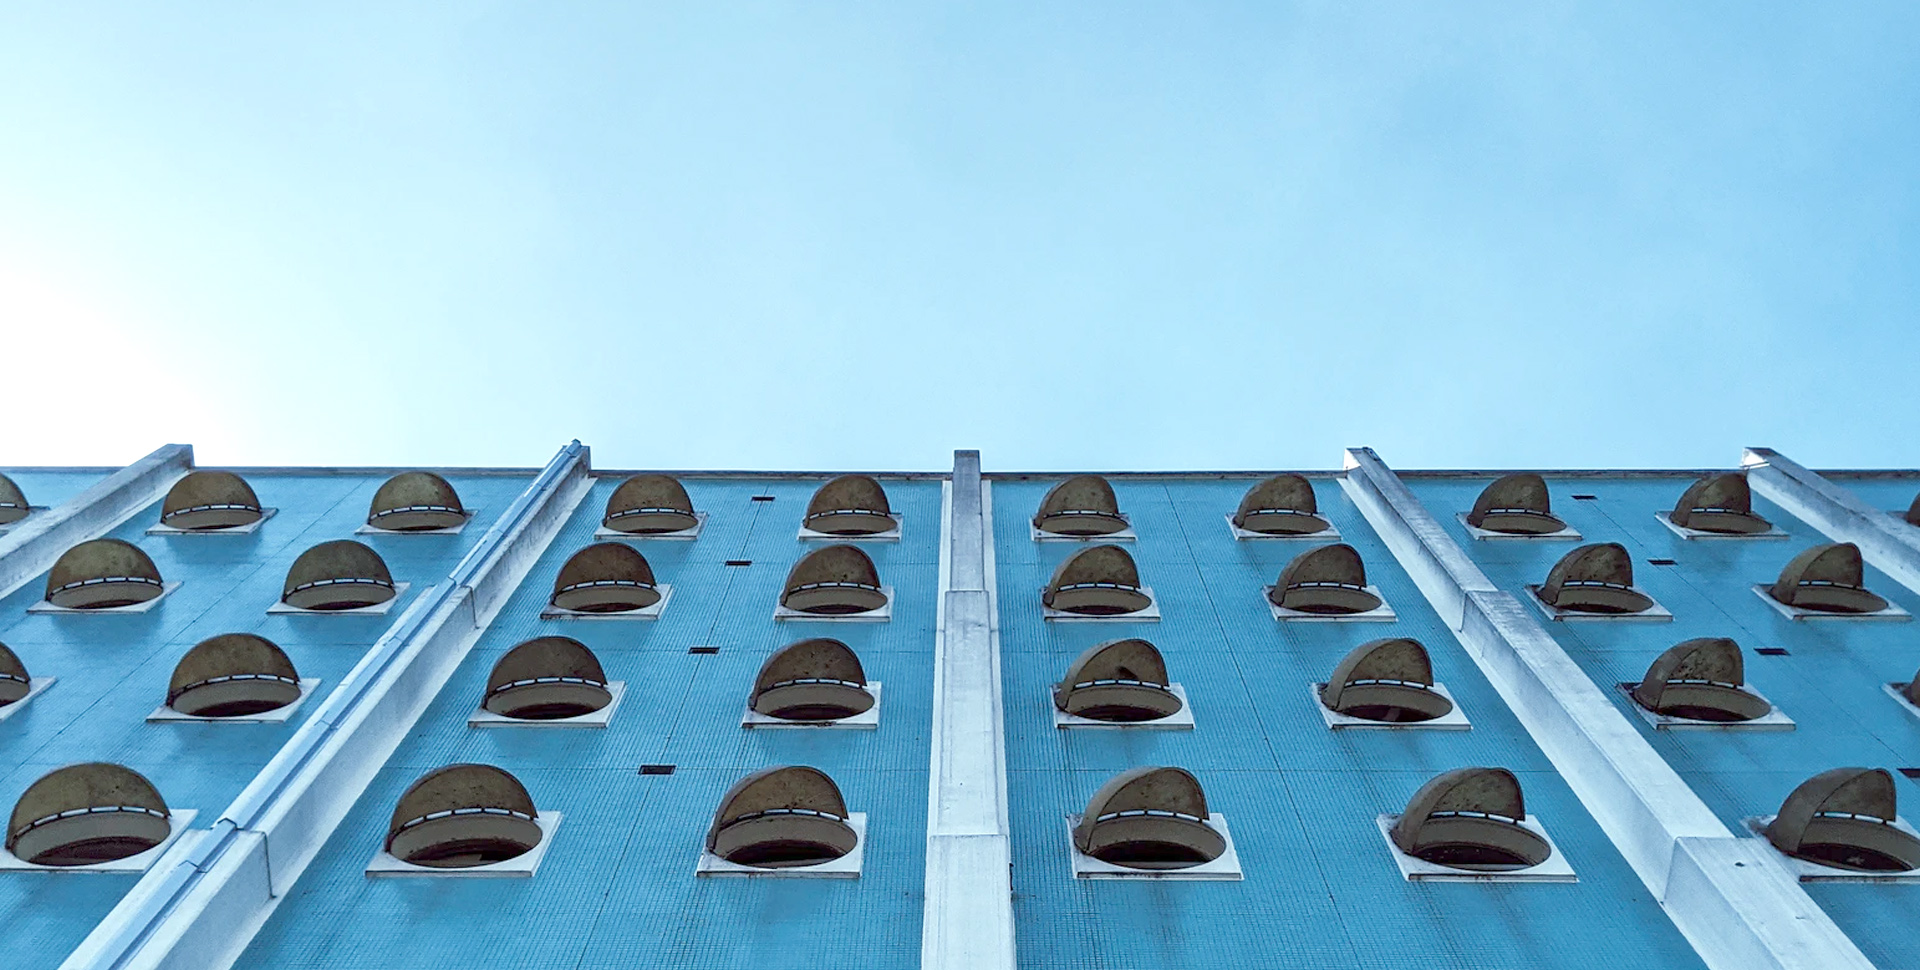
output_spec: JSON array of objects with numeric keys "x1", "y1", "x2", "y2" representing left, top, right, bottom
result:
[
  {"x1": 1744, "y1": 446, "x2": 1920, "y2": 601},
  {"x1": 0, "y1": 444, "x2": 193, "y2": 601}
]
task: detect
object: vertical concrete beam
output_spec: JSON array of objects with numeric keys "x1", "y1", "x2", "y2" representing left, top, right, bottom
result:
[
  {"x1": 1342, "y1": 447, "x2": 1874, "y2": 970},
  {"x1": 922, "y1": 450, "x2": 1015, "y2": 970},
  {"x1": 1743, "y1": 447, "x2": 1920, "y2": 598},
  {"x1": 0, "y1": 444, "x2": 192, "y2": 599}
]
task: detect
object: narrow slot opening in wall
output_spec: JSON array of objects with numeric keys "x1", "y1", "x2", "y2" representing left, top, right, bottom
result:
[
  {"x1": 689, "y1": 646, "x2": 720, "y2": 655},
  {"x1": 752, "y1": 496, "x2": 776, "y2": 502},
  {"x1": 1757, "y1": 648, "x2": 1791, "y2": 656},
  {"x1": 639, "y1": 764, "x2": 676, "y2": 775},
  {"x1": 1647, "y1": 559, "x2": 1677, "y2": 566},
  {"x1": 726, "y1": 560, "x2": 752, "y2": 567},
  {"x1": 1572, "y1": 494, "x2": 1598, "y2": 500}
]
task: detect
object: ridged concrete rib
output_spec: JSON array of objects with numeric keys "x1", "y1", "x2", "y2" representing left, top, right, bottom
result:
[
  {"x1": 60, "y1": 442, "x2": 594, "y2": 970},
  {"x1": 0, "y1": 443, "x2": 191, "y2": 599},
  {"x1": 921, "y1": 450, "x2": 1015, "y2": 970},
  {"x1": 1743, "y1": 447, "x2": 1920, "y2": 596},
  {"x1": 1341, "y1": 447, "x2": 1874, "y2": 970}
]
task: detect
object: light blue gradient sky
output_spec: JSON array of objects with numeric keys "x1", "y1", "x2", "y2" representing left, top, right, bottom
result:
[{"x1": 2, "y1": 3, "x2": 1916, "y2": 471}]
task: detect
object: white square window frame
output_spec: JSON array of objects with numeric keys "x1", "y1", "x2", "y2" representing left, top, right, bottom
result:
[
  {"x1": 147, "y1": 678, "x2": 323, "y2": 723},
  {"x1": 741, "y1": 682, "x2": 881, "y2": 729},
  {"x1": 1041, "y1": 588, "x2": 1160, "y2": 623},
  {"x1": 30, "y1": 581, "x2": 183, "y2": 615},
  {"x1": 0, "y1": 810, "x2": 199, "y2": 875},
  {"x1": 355, "y1": 508, "x2": 476, "y2": 537},
  {"x1": 798, "y1": 512, "x2": 901, "y2": 543},
  {"x1": 1032, "y1": 514, "x2": 1136, "y2": 543},
  {"x1": 1265, "y1": 586, "x2": 1396, "y2": 623},
  {"x1": 146, "y1": 508, "x2": 279, "y2": 536},
  {"x1": 1750, "y1": 584, "x2": 1910, "y2": 621},
  {"x1": 468, "y1": 681, "x2": 625, "y2": 728},
  {"x1": 1883, "y1": 681, "x2": 1920, "y2": 722},
  {"x1": 0, "y1": 678, "x2": 56, "y2": 723},
  {"x1": 366, "y1": 812, "x2": 562, "y2": 878},
  {"x1": 540, "y1": 585, "x2": 674, "y2": 621},
  {"x1": 1743, "y1": 815, "x2": 1920, "y2": 882},
  {"x1": 773, "y1": 587, "x2": 893, "y2": 623},
  {"x1": 1376, "y1": 813, "x2": 1576, "y2": 883},
  {"x1": 1453, "y1": 512, "x2": 1582, "y2": 542},
  {"x1": 268, "y1": 581, "x2": 411, "y2": 617},
  {"x1": 697, "y1": 812, "x2": 866, "y2": 878},
  {"x1": 1312, "y1": 682, "x2": 1469, "y2": 730},
  {"x1": 1614, "y1": 681, "x2": 1793, "y2": 731},
  {"x1": 1525, "y1": 585, "x2": 1673, "y2": 622},
  {"x1": 1653, "y1": 511, "x2": 1787, "y2": 540},
  {"x1": 1053, "y1": 683, "x2": 1194, "y2": 730},
  {"x1": 593, "y1": 511, "x2": 708, "y2": 542},
  {"x1": 1224, "y1": 515, "x2": 1341, "y2": 542},
  {"x1": 1064, "y1": 813, "x2": 1244, "y2": 880}
]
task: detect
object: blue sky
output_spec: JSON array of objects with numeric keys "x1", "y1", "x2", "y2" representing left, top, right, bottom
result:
[{"x1": 2, "y1": 3, "x2": 1916, "y2": 471}]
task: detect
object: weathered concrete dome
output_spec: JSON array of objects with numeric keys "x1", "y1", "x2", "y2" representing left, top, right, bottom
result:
[
  {"x1": 1073, "y1": 766, "x2": 1224, "y2": 870},
  {"x1": 45, "y1": 538, "x2": 165, "y2": 610},
  {"x1": 281, "y1": 540, "x2": 395, "y2": 611},
  {"x1": 1465, "y1": 474, "x2": 1567, "y2": 535},
  {"x1": 1320, "y1": 638, "x2": 1453, "y2": 723},
  {"x1": 1232, "y1": 475, "x2": 1329, "y2": 535},
  {"x1": 1631, "y1": 638, "x2": 1769, "y2": 722},
  {"x1": 550, "y1": 543, "x2": 661, "y2": 613},
  {"x1": 386, "y1": 764, "x2": 542, "y2": 868},
  {"x1": 483, "y1": 637, "x2": 612, "y2": 720},
  {"x1": 751, "y1": 638, "x2": 874, "y2": 721},
  {"x1": 1766, "y1": 768, "x2": 1920, "y2": 872},
  {"x1": 167, "y1": 633, "x2": 302, "y2": 718},
  {"x1": 1769, "y1": 543, "x2": 1888, "y2": 614},
  {"x1": 602, "y1": 474, "x2": 699, "y2": 535},
  {"x1": 0, "y1": 642, "x2": 31, "y2": 707},
  {"x1": 1270, "y1": 544, "x2": 1382, "y2": 615},
  {"x1": 780, "y1": 545, "x2": 887, "y2": 615},
  {"x1": 1043, "y1": 545, "x2": 1152, "y2": 616},
  {"x1": 1391, "y1": 767, "x2": 1551, "y2": 871},
  {"x1": 0, "y1": 473, "x2": 28, "y2": 526},
  {"x1": 1032, "y1": 476, "x2": 1129, "y2": 536},
  {"x1": 367, "y1": 472, "x2": 467, "y2": 532},
  {"x1": 1670, "y1": 473, "x2": 1772, "y2": 535},
  {"x1": 804, "y1": 475, "x2": 896, "y2": 536},
  {"x1": 160, "y1": 471, "x2": 263, "y2": 531},
  {"x1": 1907, "y1": 492, "x2": 1920, "y2": 528},
  {"x1": 1053, "y1": 638, "x2": 1181, "y2": 722},
  {"x1": 7, "y1": 763, "x2": 170, "y2": 867},
  {"x1": 1538, "y1": 543, "x2": 1654, "y2": 614},
  {"x1": 707, "y1": 766, "x2": 858, "y2": 868}
]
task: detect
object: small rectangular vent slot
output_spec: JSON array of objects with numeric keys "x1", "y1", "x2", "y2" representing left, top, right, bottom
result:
[
  {"x1": 1571, "y1": 494, "x2": 1599, "y2": 501},
  {"x1": 1756, "y1": 647, "x2": 1790, "y2": 656},
  {"x1": 639, "y1": 764, "x2": 676, "y2": 775},
  {"x1": 751, "y1": 495, "x2": 776, "y2": 502},
  {"x1": 688, "y1": 645, "x2": 720, "y2": 655},
  {"x1": 725, "y1": 560, "x2": 752, "y2": 567},
  {"x1": 1647, "y1": 558, "x2": 1678, "y2": 566}
]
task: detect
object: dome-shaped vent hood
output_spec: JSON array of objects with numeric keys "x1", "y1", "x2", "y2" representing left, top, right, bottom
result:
[
  {"x1": 386, "y1": 765, "x2": 543, "y2": 868},
  {"x1": 804, "y1": 476, "x2": 896, "y2": 536},
  {"x1": 550, "y1": 543, "x2": 661, "y2": 613},
  {"x1": 1073, "y1": 767, "x2": 1224, "y2": 870},
  {"x1": 1631, "y1": 638, "x2": 1769, "y2": 722},
  {"x1": 780, "y1": 545, "x2": 887, "y2": 615},
  {"x1": 1538, "y1": 543, "x2": 1654, "y2": 614},
  {"x1": 1766, "y1": 768, "x2": 1920, "y2": 872},
  {"x1": 281, "y1": 540, "x2": 395, "y2": 611},
  {"x1": 1033, "y1": 476, "x2": 1129, "y2": 537},
  {"x1": 1054, "y1": 639, "x2": 1180, "y2": 722},
  {"x1": 0, "y1": 473, "x2": 28, "y2": 526},
  {"x1": 160, "y1": 471, "x2": 263, "y2": 531},
  {"x1": 1466, "y1": 474, "x2": 1566, "y2": 535},
  {"x1": 1906, "y1": 492, "x2": 1920, "y2": 529},
  {"x1": 168, "y1": 633, "x2": 302, "y2": 717},
  {"x1": 1391, "y1": 767, "x2": 1551, "y2": 871},
  {"x1": 1232, "y1": 475, "x2": 1329, "y2": 535},
  {"x1": 7, "y1": 763, "x2": 171, "y2": 866},
  {"x1": 0, "y1": 642, "x2": 29, "y2": 706},
  {"x1": 367, "y1": 472, "x2": 466, "y2": 532},
  {"x1": 46, "y1": 539, "x2": 165, "y2": 609},
  {"x1": 707, "y1": 766, "x2": 858, "y2": 868},
  {"x1": 1270, "y1": 544, "x2": 1382, "y2": 615},
  {"x1": 1670, "y1": 473, "x2": 1772, "y2": 535},
  {"x1": 1769, "y1": 543, "x2": 1889, "y2": 614},
  {"x1": 602, "y1": 474, "x2": 699, "y2": 535},
  {"x1": 1321, "y1": 638, "x2": 1453, "y2": 723},
  {"x1": 1043, "y1": 546, "x2": 1152, "y2": 616},
  {"x1": 751, "y1": 638, "x2": 874, "y2": 720},
  {"x1": 484, "y1": 637, "x2": 612, "y2": 720}
]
